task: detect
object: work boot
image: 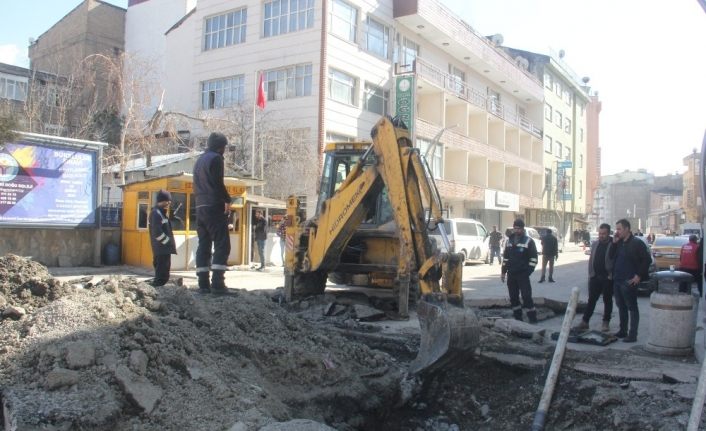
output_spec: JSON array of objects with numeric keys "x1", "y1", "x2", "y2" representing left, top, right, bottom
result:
[
  {"x1": 573, "y1": 320, "x2": 589, "y2": 332},
  {"x1": 538, "y1": 276, "x2": 545, "y2": 283},
  {"x1": 211, "y1": 270, "x2": 229, "y2": 294},
  {"x1": 614, "y1": 330, "x2": 627, "y2": 338},
  {"x1": 548, "y1": 277, "x2": 555, "y2": 283},
  {"x1": 601, "y1": 321, "x2": 610, "y2": 332},
  {"x1": 527, "y1": 310, "x2": 538, "y2": 324},
  {"x1": 623, "y1": 334, "x2": 637, "y2": 343},
  {"x1": 513, "y1": 308, "x2": 523, "y2": 321},
  {"x1": 197, "y1": 273, "x2": 211, "y2": 294}
]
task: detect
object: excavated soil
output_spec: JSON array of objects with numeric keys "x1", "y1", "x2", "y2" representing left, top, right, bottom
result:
[{"x1": 1, "y1": 254, "x2": 705, "y2": 430}]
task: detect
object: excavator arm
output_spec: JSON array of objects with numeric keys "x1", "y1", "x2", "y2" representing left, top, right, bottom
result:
[{"x1": 284, "y1": 116, "x2": 479, "y2": 374}]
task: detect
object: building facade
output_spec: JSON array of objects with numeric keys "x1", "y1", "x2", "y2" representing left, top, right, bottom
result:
[
  {"x1": 683, "y1": 151, "x2": 703, "y2": 224},
  {"x1": 647, "y1": 173, "x2": 683, "y2": 235},
  {"x1": 125, "y1": 0, "x2": 545, "y2": 222},
  {"x1": 595, "y1": 170, "x2": 653, "y2": 232},
  {"x1": 585, "y1": 93, "x2": 601, "y2": 223}
]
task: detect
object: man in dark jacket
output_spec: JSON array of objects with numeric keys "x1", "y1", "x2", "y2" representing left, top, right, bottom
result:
[
  {"x1": 193, "y1": 132, "x2": 232, "y2": 294},
  {"x1": 539, "y1": 229, "x2": 559, "y2": 283},
  {"x1": 609, "y1": 218, "x2": 651, "y2": 342},
  {"x1": 488, "y1": 225, "x2": 503, "y2": 265},
  {"x1": 501, "y1": 219, "x2": 539, "y2": 323},
  {"x1": 574, "y1": 223, "x2": 614, "y2": 332},
  {"x1": 149, "y1": 190, "x2": 177, "y2": 287},
  {"x1": 253, "y1": 210, "x2": 267, "y2": 270}
]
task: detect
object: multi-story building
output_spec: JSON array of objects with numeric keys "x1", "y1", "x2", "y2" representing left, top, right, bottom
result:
[
  {"x1": 126, "y1": 0, "x2": 545, "y2": 222},
  {"x1": 585, "y1": 93, "x2": 601, "y2": 222},
  {"x1": 595, "y1": 170, "x2": 653, "y2": 231},
  {"x1": 683, "y1": 151, "x2": 703, "y2": 223},
  {"x1": 504, "y1": 48, "x2": 590, "y2": 239},
  {"x1": 647, "y1": 173, "x2": 683, "y2": 234}
]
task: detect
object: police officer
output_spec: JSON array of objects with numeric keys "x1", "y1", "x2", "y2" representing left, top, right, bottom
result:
[
  {"x1": 501, "y1": 218, "x2": 539, "y2": 323},
  {"x1": 193, "y1": 132, "x2": 232, "y2": 294},
  {"x1": 149, "y1": 190, "x2": 177, "y2": 286}
]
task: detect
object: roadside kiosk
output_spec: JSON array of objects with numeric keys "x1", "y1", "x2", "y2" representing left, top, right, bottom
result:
[{"x1": 121, "y1": 173, "x2": 261, "y2": 270}]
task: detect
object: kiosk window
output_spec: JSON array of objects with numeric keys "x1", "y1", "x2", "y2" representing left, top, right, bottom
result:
[
  {"x1": 189, "y1": 194, "x2": 197, "y2": 231},
  {"x1": 169, "y1": 192, "x2": 187, "y2": 231},
  {"x1": 137, "y1": 203, "x2": 148, "y2": 229}
]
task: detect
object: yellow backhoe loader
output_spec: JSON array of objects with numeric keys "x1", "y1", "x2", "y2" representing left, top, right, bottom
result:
[{"x1": 283, "y1": 116, "x2": 479, "y2": 374}]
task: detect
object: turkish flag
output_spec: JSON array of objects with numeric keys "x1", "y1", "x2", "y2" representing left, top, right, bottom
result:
[{"x1": 256, "y1": 72, "x2": 266, "y2": 110}]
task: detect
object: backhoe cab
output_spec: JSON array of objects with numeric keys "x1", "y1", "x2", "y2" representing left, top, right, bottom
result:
[{"x1": 283, "y1": 116, "x2": 479, "y2": 373}]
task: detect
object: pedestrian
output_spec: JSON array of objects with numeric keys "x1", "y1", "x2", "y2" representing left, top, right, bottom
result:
[
  {"x1": 501, "y1": 219, "x2": 539, "y2": 323},
  {"x1": 573, "y1": 229, "x2": 580, "y2": 245},
  {"x1": 609, "y1": 218, "x2": 651, "y2": 342},
  {"x1": 488, "y1": 225, "x2": 503, "y2": 265},
  {"x1": 148, "y1": 190, "x2": 177, "y2": 287},
  {"x1": 573, "y1": 223, "x2": 614, "y2": 332},
  {"x1": 277, "y1": 215, "x2": 288, "y2": 265},
  {"x1": 253, "y1": 210, "x2": 267, "y2": 270},
  {"x1": 679, "y1": 234, "x2": 702, "y2": 296},
  {"x1": 193, "y1": 132, "x2": 232, "y2": 294},
  {"x1": 539, "y1": 228, "x2": 558, "y2": 283}
]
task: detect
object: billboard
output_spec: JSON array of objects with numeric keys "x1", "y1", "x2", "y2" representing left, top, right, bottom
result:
[{"x1": 0, "y1": 140, "x2": 98, "y2": 226}]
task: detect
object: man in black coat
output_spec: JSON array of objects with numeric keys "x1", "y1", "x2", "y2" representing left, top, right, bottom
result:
[
  {"x1": 501, "y1": 219, "x2": 539, "y2": 323},
  {"x1": 149, "y1": 190, "x2": 177, "y2": 287},
  {"x1": 193, "y1": 132, "x2": 232, "y2": 294},
  {"x1": 574, "y1": 223, "x2": 615, "y2": 332},
  {"x1": 539, "y1": 229, "x2": 558, "y2": 283},
  {"x1": 609, "y1": 218, "x2": 651, "y2": 342}
]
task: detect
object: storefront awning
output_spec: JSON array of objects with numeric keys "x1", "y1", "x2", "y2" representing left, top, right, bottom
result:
[{"x1": 247, "y1": 195, "x2": 286, "y2": 209}]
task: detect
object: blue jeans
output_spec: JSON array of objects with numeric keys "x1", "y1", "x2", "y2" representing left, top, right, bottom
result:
[
  {"x1": 613, "y1": 279, "x2": 639, "y2": 336},
  {"x1": 490, "y1": 246, "x2": 502, "y2": 264}
]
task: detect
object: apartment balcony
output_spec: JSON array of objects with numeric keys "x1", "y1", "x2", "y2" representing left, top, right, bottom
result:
[
  {"x1": 405, "y1": 57, "x2": 543, "y2": 139},
  {"x1": 393, "y1": 0, "x2": 544, "y2": 102}
]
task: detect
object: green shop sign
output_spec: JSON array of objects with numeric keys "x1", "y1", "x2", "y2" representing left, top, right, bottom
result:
[{"x1": 395, "y1": 75, "x2": 415, "y2": 134}]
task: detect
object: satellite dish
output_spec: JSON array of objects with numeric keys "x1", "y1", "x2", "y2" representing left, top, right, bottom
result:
[
  {"x1": 491, "y1": 34, "x2": 504, "y2": 46},
  {"x1": 582, "y1": 76, "x2": 590, "y2": 84},
  {"x1": 515, "y1": 56, "x2": 529, "y2": 70},
  {"x1": 558, "y1": 49, "x2": 565, "y2": 58}
]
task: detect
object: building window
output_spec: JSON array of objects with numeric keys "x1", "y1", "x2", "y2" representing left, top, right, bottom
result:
[
  {"x1": 564, "y1": 119, "x2": 571, "y2": 134},
  {"x1": 363, "y1": 82, "x2": 388, "y2": 115},
  {"x1": 563, "y1": 89, "x2": 571, "y2": 106},
  {"x1": 328, "y1": 68, "x2": 357, "y2": 106},
  {"x1": 204, "y1": 8, "x2": 247, "y2": 50},
  {"x1": 565, "y1": 147, "x2": 571, "y2": 161},
  {"x1": 201, "y1": 75, "x2": 245, "y2": 109},
  {"x1": 544, "y1": 72, "x2": 553, "y2": 89},
  {"x1": 365, "y1": 16, "x2": 389, "y2": 58},
  {"x1": 579, "y1": 103, "x2": 585, "y2": 116},
  {"x1": 555, "y1": 111, "x2": 562, "y2": 128},
  {"x1": 555, "y1": 81, "x2": 561, "y2": 96},
  {"x1": 579, "y1": 153, "x2": 583, "y2": 168},
  {"x1": 330, "y1": 0, "x2": 357, "y2": 42},
  {"x1": 544, "y1": 104, "x2": 552, "y2": 121},
  {"x1": 263, "y1": 0, "x2": 314, "y2": 38},
  {"x1": 545, "y1": 168, "x2": 552, "y2": 191},
  {"x1": 417, "y1": 138, "x2": 442, "y2": 179},
  {"x1": 448, "y1": 64, "x2": 466, "y2": 95},
  {"x1": 579, "y1": 127, "x2": 584, "y2": 142},
  {"x1": 264, "y1": 64, "x2": 313, "y2": 101},
  {"x1": 555, "y1": 141, "x2": 562, "y2": 158},
  {"x1": 579, "y1": 180, "x2": 583, "y2": 199},
  {"x1": 0, "y1": 77, "x2": 27, "y2": 101},
  {"x1": 544, "y1": 135, "x2": 553, "y2": 154},
  {"x1": 326, "y1": 132, "x2": 355, "y2": 142},
  {"x1": 399, "y1": 37, "x2": 419, "y2": 70}
]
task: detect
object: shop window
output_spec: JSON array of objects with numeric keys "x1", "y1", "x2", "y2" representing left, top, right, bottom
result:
[
  {"x1": 169, "y1": 192, "x2": 188, "y2": 231},
  {"x1": 137, "y1": 203, "x2": 148, "y2": 229}
]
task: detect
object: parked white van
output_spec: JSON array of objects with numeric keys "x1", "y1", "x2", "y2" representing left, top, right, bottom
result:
[{"x1": 434, "y1": 218, "x2": 489, "y2": 264}]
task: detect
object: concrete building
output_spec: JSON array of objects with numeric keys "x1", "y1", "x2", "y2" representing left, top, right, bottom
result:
[
  {"x1": 585, "y1": 93, "x2": 601, "y2": 223},
  {"x1": 503, "y1": 48, "x2": 590, "y2": 239},
  {"x1": 595, "y1": 170, "x2": 653, "y2": 231},
  {"x1": 647, "y1": 173, "x2": 683, "y2": 234},
  {"x1": 125, "y1": 0, "x2": 545, "y2": 224},
  {"x1": 683, "y1": 151, "x2": 703, "y2": 223}
]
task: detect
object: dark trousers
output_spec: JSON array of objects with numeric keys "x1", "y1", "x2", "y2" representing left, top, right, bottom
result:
[
  {"x1": 152, "y1": 254, "x2": 171, "y2": 286},
  {"x1": 508, "y1": 273, "x2": 535, "y2": 310},
  {"x1": 196, "y1": 205, "x2": 231, "y2": 274},
  {"x1": 490, "y1": 246, "x2": 502, "y2": 265},
  {"x1": 583, "y1": 277, "x2": 613, "y2": 323},
  {"x1": 614, "y1": 280, "x2": 639, "y2": 336},
  {"x1": 541, "y1": 255, "x2": 555, "y2": 278},
  {"x1": 680, "y1": 268, "x2": 703, "y2": 296},
  {"x1": 256, "y1": 239, "x2": 266, "y2": 267}
]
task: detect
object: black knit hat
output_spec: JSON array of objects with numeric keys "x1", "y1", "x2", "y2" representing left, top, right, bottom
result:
[
  {"x1": 513, "y1": 218, "x2": 525, "y2": 228},
  {"x1": 157, "y1": 189, "x2": 172, "y2": 203},
  {"x1": 207, "y1": 132, "x2": 228, "y2": 151}
]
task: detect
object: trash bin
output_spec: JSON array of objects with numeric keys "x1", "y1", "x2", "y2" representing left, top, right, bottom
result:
[{"x1": 646, "y1": 270, "x2": 697, "y2": 356}]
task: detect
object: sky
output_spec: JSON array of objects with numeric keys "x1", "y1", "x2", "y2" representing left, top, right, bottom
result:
[{"x1": 1, "y1": 0, "x2": 705, "y2": 177}]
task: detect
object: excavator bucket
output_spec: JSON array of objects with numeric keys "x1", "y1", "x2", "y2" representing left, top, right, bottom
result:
[{"x1": 410, "y1": 298, "x2": 480, "y2": 374}]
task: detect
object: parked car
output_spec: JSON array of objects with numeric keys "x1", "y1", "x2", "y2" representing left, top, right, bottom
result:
[
  {"x1": 651, "y1": 235, "x2": 690, "y2": 270},
  {"x1": 430, "y1": 218, "x2": 489, "y2": 264},
  {"x1": 532, "y1": 226, "x2": 563, "y2": 253}
]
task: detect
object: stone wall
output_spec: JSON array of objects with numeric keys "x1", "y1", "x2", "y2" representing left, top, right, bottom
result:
[{"x1": 0, "y1": 227, "x2": 122, "y2": 267}]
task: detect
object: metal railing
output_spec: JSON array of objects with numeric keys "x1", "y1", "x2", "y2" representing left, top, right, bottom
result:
[{"x1": 100, "y1": 205, "x2": 122, "y2": 227}]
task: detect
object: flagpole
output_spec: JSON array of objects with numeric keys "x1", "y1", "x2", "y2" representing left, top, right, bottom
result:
[{"x1": 251, "y1": 72, "x2": 257, "y2": 195}]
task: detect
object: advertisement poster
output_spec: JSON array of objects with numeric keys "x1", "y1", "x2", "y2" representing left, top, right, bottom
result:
[{"x1": 0, "y1": 141, "x2": 97, "y2": 226}]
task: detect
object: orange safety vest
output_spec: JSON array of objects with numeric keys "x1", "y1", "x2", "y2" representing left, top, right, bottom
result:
[{"x1": 680, "y1": 242, "x2": 700, "y2": 270}]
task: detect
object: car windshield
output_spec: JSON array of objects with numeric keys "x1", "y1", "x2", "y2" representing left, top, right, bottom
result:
[{"x1": 653, "y1": 237, "x2": 690, "y2": 247}]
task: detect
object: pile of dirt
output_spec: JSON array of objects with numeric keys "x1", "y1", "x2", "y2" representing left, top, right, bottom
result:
[{"x1": 0, "y1": 255, "x2": 407, "y2": 430}]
